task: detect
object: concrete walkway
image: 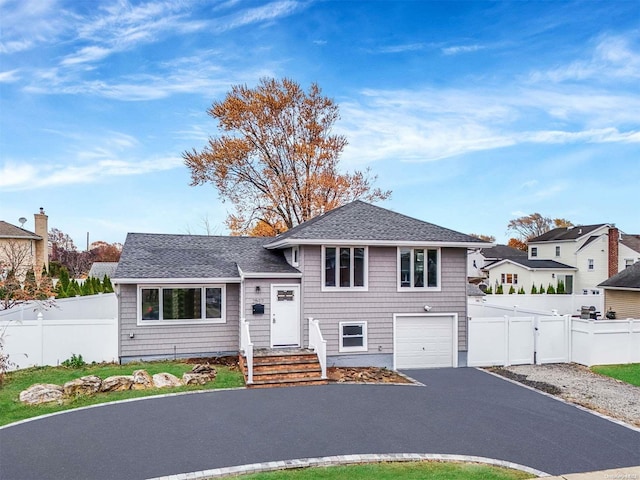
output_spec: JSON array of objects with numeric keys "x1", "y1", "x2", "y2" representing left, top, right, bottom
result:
[
  {"x1": 546, "y1": 466, "x2": 640, "y2": 479},
  {"x1": 1, "y1": 368, "x2": 638, "y2": 479}
]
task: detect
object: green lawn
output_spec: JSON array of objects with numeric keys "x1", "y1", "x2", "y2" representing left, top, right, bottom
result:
[
  {"x1": 236, "y1": 462, "x2": 534, "y2": 480},
  {"x1": 591, "y1": 363, "x2": 640, "y2": 387},
  {"x1": 0, "y1": 361, "x2": 245, "y2": 426}
]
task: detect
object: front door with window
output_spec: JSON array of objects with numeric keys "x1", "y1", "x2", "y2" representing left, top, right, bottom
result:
[{"x1": 270, "y1": 285, "x2": 300, "y2": 347}]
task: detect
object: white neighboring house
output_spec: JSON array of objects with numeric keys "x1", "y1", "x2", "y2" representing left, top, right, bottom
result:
[
  {"x1": 484, "y1": 225, "x2": 640, "y2": 295},
  {"x1": 467, "y1": 244, "x2": 526, "y2": 284}
]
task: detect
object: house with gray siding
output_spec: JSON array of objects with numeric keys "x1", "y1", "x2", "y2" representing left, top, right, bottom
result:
[{"x1": 113, "y1": 201, "x2": 490, "y2": 371}]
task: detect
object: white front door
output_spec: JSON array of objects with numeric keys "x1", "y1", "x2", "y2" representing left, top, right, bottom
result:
[{"x1": 270, "y1": 285, "x2": 300, "y2": 347}]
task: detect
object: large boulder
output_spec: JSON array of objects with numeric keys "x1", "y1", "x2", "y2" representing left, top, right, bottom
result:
[
  {"x1": 183, "y1": 364, "x2": 217, "y2": 385},
  {"x1": 19, "y1": 384, "x2": 64, "y2": 405},
  {"x1": 152, "y1": 372, "x2": 182, "y2": 388},
  {"x1": 63, "y1": 376, "x2": 102, "y2": 397},
  {"x1": 132, "y1": 370, "x2": 153, "y2": 390},
  {"x1": 100, "y1": 375, "x2": 134, "y2": 392}
]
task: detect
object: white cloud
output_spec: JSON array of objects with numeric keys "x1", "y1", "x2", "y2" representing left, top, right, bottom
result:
[
  {"x1": 377, "y1": 43, "x2": 428, "y2": 54},
  {"x1": 216, "y1": 1, "x2": 301, "y2": 31},
  {"x1": 441, "y1": 44, "x2": 485, "y2": 55},
  {"x1": 0, "y1": 69, "x2": 20, "y2": 83}
]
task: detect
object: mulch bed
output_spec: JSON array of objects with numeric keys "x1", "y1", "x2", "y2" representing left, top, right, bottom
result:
[
  {"x1": 485, "y1": 367, "x2": 562, "y2": 395},
  {"x1": 185, "y1": 356, "x2": 240, "y2": 370},
  {"x1": 327, "y1": 366, "x2": 413, "y2": 384}
]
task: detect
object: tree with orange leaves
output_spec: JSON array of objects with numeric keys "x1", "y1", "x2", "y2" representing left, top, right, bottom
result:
[{"x1": 183, "y1": 77, "x2": 391, "y2": 236}]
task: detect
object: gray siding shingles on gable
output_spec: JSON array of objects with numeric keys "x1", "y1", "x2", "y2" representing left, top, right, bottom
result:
[
  {"x1": 300, "y1": 245, "x2": 468, "y2": 357},
  {"x1": 118, "y1": 284, "x2": 240, "y2": 360}
]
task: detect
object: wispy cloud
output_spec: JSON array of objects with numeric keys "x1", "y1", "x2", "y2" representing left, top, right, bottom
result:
[
  {"x1": 215, "y1": 1, "x2": 301, "y2": 32},
  {"x1": 0, "y1": 69, "x2": 20, "y2": 83},
  {"x1": 441, "y1": 44, "x2": 485, "y2": 56},
  {"x1": 377, "y1": 43, "x2": 428, "y2": 54}
]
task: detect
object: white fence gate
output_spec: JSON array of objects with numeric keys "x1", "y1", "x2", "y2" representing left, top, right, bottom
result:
[{"x1": 468, "y1": 315, "x2": 570, "y2": 367}]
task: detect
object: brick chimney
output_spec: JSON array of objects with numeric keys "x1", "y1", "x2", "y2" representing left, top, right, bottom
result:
[
  {"x1": 34, "y1": 207, "x2": 49, "y2": 275},
  {"x1": 608, "y1": 226, "x2": 619, "y2": 278}
]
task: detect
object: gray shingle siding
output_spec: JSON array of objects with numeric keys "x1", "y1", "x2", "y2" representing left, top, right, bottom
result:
[
  {"x1": 118, "y1": 283, "x2": 240, "y2": 359},
  {"x1": 300, "y1": 245, "x2": 468, "y2": 356}
]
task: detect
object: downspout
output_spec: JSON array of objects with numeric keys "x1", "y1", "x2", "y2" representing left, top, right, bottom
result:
[{"x1": 238, "y1": 265, "x2": 245, "y2": 350}]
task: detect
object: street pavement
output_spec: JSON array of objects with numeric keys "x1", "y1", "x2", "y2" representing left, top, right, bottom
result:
[{"x1": 1, "y1": 368, "x2": 638, "y2": 480}]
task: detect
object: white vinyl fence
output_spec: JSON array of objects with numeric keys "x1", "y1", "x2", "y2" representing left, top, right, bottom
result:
[
  {"x1": 469, "y1": 304, "x2": 640, "y2": 367},
  {"x1": 468, "y1": 315, "x2": 570, "y2": 367},
  {"x1": 571, "y1": 318, "x2": 640, "y2": 366},
  {"x1": 0, "y1": 294, "x2": 118, "y2": 370},
  {"x1": 472, "y1": 294, "x2": 604, "y2": 317}
]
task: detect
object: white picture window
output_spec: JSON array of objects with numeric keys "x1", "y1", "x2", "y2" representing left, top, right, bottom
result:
[
  {"x1": 339, "y1": 321, "x2": 367, "y2": 352},
  {"x1": 139, "y1": 285, "x2": 225, "y2": 324},
  {"x1": 322, "y1": 246, "x2": 367, "y2": 290},
  {"x1": 398, "y1": 248, "x2": 440, "y2": 290}
]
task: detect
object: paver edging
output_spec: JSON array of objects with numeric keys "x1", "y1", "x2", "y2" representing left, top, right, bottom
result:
[{"x1": 146, "y1": 453, "x2": 551, "y2": 480}]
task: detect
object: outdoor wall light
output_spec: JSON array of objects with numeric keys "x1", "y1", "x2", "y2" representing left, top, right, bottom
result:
[
  {"x1": 129, "y1": 332, "x2": 135, "y2": 339},
  {"x1": 424, "y1": 305, "x2": 432, "y2": 312},
  {"x1": 255, "y1": 286, "x2": 261, "y2": 293}
]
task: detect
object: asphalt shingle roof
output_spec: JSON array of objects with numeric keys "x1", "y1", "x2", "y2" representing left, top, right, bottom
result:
[
  {"x1": 529, "y1": 224, "x2": 607, "y2": 242},
  {"x1": 265, "y1": 200, "x2": 485, "y2": 246},
  {"x1": 114, "y1": 234, "x2": 299, "y2": 280},
  {"x1": 599, "y1": 261, "x2": 640, "y2": 289},
  {"x1": 485, "y1": 258, "x2": 576, "y2": 270},
  {"x1": 88, "y1": 262, "x2": 119, "y2": 279},
  {"x1": 480, "y1": 244, "x2": 527, "y2": 259},
  {"x1": 0, "y1": 221, "x2": 41, "y2": 240},
  {"x1": 621, "y1": 234, "x2": 640, "y2": 254}
]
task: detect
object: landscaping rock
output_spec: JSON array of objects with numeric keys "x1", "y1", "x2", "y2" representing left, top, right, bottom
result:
[
  {"x1": 132, "y1": 369, "x2": 153, "y2": 390},
  {"x1": 152, "y1": 372, "x2": 182, "y2": 388},
  {"x1": 63, "y1": 376, "x2": 102, "y2": 397},
  {"x1": 100, "y1": 375, "x2": 134, "y2": 392},
  {"x1": 182, "y1": 372, "x2": 212, "y2": 385},
  {"x1": 19, "y1": 384, "x2": 64, "y2": 405}
]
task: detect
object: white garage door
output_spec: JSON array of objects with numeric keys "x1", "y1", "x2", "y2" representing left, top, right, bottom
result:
[{"x1": 394, "y1": 314, "x2": 457, "y2": 369}]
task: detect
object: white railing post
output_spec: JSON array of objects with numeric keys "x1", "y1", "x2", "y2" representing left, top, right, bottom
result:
[
  {"x1": 308, "y1": 317, "x2": 327, "y2": 379},
  {"x1": 240, "y1": 318, "x2": 253, "y2": 384}
]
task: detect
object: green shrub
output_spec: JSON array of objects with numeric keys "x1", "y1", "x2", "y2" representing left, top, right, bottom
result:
[
  {"x1": 61, "y1": 353, "x2": 86, "y2": 368},
  {"x1": 546, "y1": 283, "x2": 556, "y2": 294},
  {"x1": 518, "y1": 287, "x2": 525, "y2": 294},
  {"x1": 530, "y1": 284, "x2": 538, "y2": 294},
  {"x1": 485, "y1": 286, "x2": 493, "y2": 294},
  {"x1": 496, "y1": 284, "x2": 504, "y2": 294},
  {"x1": 508, "y1": 285, "x2": 516, "y2": 294},
  {"x1": 557, "y1": 279, "x2": 565, "y2": 294}
]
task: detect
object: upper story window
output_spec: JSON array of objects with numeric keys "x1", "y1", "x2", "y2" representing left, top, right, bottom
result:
[
  {"x1": 291, "y1": 246, "x2": 299, "y2": 267},
  {"x1": 531, "y1": 247, "x2": 538, "y2": 257},
  {"x1": 625, "y1": 259, "x2": 635, "y2": 268},
  {"x1": 555, "y1": 246, "x2": 560, "y2": 257},
  {"x1": 322, "y1": 246, "x2": 367, "y2": 290},
  {"x1": 588, "y1": 259, "x2": 594, "y2": 271},
  {"x1": 398, "y1": 248, "x2": 439, "y2": 290},
  {"x1": 139, "y1": 285, "x2": 225, "y2": 325}
]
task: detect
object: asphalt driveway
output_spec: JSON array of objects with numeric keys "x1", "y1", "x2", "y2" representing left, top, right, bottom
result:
[{"x1": 1, "y1": 368, "x2": 639, "y2": 480}]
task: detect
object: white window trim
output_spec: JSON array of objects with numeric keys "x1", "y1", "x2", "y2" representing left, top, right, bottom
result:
[
  {"x1": 397, "y1": 247, "x2": 442, "y2": 292},
  {"x1": 321, "y1": 246, "x2": 368, "y2": 292},
  {"x1": 137, "y1": 284, "x2": 226, "y2": 326},
  {"x1": 339, "y1": 321, "x2": 368, "y2": 353},
  {"x1": 291, "y1": 246, "x2": 299, "y2": 267},
  {"x1": 588, "y1": 259, "x2": 594, "y2": 271},
  {"x1": 531, "y1": 247, "x2": 538, "y2": 257}
]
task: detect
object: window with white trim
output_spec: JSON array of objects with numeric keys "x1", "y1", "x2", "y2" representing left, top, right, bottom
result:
[
  {"x1": 339, "y1": 321, "x2": 367, "y2": 352},
  {"x1": 555, "y1": 246, "x2": 560, "y2": 257},
  {"x1": 322, "y1": 246, "x2": 367, "y2": 290},
  {"x1": 291, "y1": 246, "x2": 299, "y2": 267},
  {"x1": 398, "y1": 248, "x2": 439, "y2": 289},
  {"x1": 500, "y1": 273, "x2": 518, "y2": 284},
  {"x1": 588, "y1": 259, "x2": 594, "y2": 271},
  {"x1": 625, "y1": 259, "x2": 635, "y2": 268},
  {"x1": 531, "y1": 247, "x2": 538, "y2": 257},
  {"x1": 139, "y1": 285, "x2": 225, "y2": 324}
]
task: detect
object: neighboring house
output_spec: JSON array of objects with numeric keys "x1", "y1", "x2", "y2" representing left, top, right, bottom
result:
[
  {"x1": 485, "y1": 224, "x2": 640, "y2": 295},
  {"x1": 0, "y1": 208, "x2": 49, "y2": 279},
  {"x1": 88, "y1": 262, "x2": 118, "y2": 279},
  {"x1": 468, "y1": 244, "x2": 526, "y2": 284},
  {"x1": 113, "y1": 201, "x2": 490, "y2": 369},
  {"x1": 598, "y1": 261, "x2": 640, "y2": 319}
]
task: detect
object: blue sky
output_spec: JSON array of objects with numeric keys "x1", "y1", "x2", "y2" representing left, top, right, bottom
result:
[{"x1": 1, "y1": 0, "x2": 639, "y2": 248}]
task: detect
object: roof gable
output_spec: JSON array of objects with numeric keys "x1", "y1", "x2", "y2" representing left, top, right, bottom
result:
[
  {"x1": 599, "y1": 261, "x2": 640, "y2": 290},
  {"x1": 621, "y1": 234, "x2": 640, "y2": 255},
  {"x1": 265, "y1": 201, "x2": 487, "y2": 248},
  {"x1": 114, "y1": 234, "x2": 299, "y2": 281}
]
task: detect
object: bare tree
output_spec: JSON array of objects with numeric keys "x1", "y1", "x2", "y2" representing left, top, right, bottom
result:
[{"x1": 0, "y1": 240, "x2": 32, "y2": 280}]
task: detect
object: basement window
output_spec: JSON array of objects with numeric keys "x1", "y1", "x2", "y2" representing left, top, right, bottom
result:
[{"x1": 339, "y1": 322, "x2": 367, "y2": 352}]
